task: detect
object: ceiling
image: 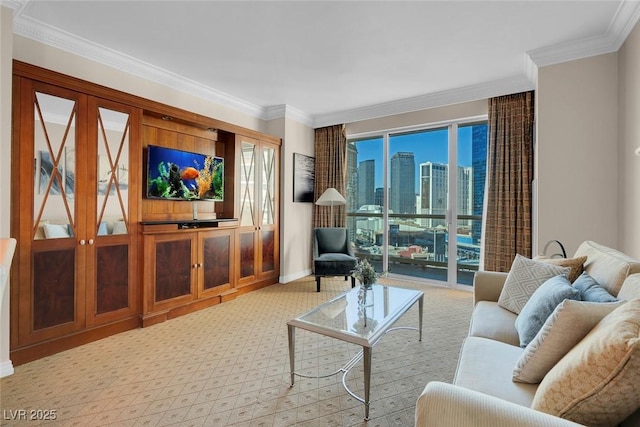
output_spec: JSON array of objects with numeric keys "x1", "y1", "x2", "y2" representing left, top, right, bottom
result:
[{"x1": 5, "y1": 0, "x2": 640, "y2": 127}]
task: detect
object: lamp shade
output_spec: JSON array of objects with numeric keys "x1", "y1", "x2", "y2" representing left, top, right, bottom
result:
[{"x1": 315, "y1": 188, "x2": 346, "y2": 206}]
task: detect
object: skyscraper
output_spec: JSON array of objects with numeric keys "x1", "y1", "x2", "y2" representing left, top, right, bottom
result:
[
  {"x1": 346, "y1": 143, "x2": 359, "y2": 213},
  {"x1": 472, "y1": 124, "x2": 488, "y2": 244},
  {"x1": 390, "y1": 152, "x2": 415, "y2": 214},
  {"x1": 357, "y1": 159, "x2": 375, "y2": 209},
  {"x1": 419, "y1": 162, "x2": 448, "y2": 227}
]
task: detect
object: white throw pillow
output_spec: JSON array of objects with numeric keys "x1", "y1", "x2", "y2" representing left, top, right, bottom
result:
[
  {"x1": 513, "y1": 299, "x2": 623, "y2": 383},
  {"x1": 43, "y1": 223, "x2": 70, "y2": 239},
  {"x1": 531, "y1": 299, "x2": 640, "y2": 426},
  {"x1": 498, "y1": 254, "x2": 572, "y2": 314},
  {"x1": 514, "y1": 275, "x2": 581, "y2": 348},
  {"x1": 112, "y1": 221, "x2": 127, "y2": 235}
]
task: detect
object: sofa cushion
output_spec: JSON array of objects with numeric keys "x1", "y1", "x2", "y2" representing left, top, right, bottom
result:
[
  {"x1": 572, "y1": 272, "x2": 618, "y2": 302},
  {"x1": 514, "y1": 275, "x2": 580, "y2": 348},
  {"x1": 574, "y1": 241, "x2": 640, "y2": 297},
  {"x1": 469, "y1": 301, "x2": 520, "y2": 346},
  {"x1": 618, "y1": 274, "x2": 640, "y2": 301},
  {"x1": 534, "y1": 256, "x2": 587, "y2": 283},
  {"x1": 531, "y1": 299, "x2": 640, "y2": 427},
  {"x1": 498, "y1": 255, "x2": 572, "y2": 315},
  {"x1": 454, "y1": 337, "x2": 537, "y2": 408},
  {"x1": 512, "y1": 300, "x2": 623, "y2": 384}
]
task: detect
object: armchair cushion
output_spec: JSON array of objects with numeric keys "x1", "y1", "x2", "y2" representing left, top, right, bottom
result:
[
  {"x1": 314, "y1": 253, "x2": 357, "y2": 276},
  {"x1": 314, "y1": 227, "x2": 353, "y2": 256}
]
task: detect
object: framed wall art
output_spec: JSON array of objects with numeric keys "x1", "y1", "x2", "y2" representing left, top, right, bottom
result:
[{"x1": 293, "y1": 153, "x2": 315, "y2": 202}]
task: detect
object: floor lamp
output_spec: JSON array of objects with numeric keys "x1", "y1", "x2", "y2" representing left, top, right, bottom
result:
[{"x1": 315, "y1": 187, "x2": 346, "y2": 227}]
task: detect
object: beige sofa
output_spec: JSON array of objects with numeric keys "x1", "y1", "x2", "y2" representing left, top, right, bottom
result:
[{"x1": 415, "y1": 241, "x2": 640, "y2": 426}]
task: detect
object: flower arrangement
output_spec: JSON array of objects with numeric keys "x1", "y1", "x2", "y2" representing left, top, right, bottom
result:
[{"x1": 352, "y1": 258, "x2": 378, "y2": 287}]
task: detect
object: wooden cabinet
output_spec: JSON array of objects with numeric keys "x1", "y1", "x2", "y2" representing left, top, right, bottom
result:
[
  {"x1": 10, "y1": 62, "x2": 281, "y2": 364},
  {"x1": 141, "y1": 222, "x2": 237, "y2": 326},
  {"x1": 11, "y1": 76, "x2": 140, "y2": 363},
  {"x1": 236, "y1": 136, "x2": 280, "y2": 290}
]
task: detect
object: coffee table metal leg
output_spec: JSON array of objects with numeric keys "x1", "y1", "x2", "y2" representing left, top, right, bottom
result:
[
  {"x1": 418, "y1": 295, "x2": 424, "y2": 341},
  {"x1": 288, "y1": 324, "x2": 295, "y2": 387},
  {"x1": 363, "y1": 346, "x2": 372, "y2": 421}
]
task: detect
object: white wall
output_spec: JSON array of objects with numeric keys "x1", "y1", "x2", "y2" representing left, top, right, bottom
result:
[
  {"x1": 0, "y1": 5, "x2": 14, "y2": 377},
  {"x1": 535, "y1": 53, "x2": 619, "y2": 256},
  {"x1": 618, "y1": 21, "x2": 640, "y2": 259},
  {"x1": 268, "y1": 117, "x2": 315, "y2": 282}
]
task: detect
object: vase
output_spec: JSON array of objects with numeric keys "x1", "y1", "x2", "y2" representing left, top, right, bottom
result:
[{"x1": 357, "y1": 284, "x2": 375, "y2": 307}]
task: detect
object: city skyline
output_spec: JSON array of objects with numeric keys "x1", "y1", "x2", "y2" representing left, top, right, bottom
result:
[{"x1": 353, "y1": 125, "x2": 476, "y2": 189}]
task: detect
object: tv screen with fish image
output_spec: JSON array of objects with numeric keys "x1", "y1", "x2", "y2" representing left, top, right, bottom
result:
[{"x1": 146, "y1": 145, "x2": 224, "y2": 201}]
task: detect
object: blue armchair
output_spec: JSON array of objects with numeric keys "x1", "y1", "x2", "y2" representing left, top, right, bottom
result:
[{"x1": 313, "y1": 227, "x2": 357, "y2": 292}]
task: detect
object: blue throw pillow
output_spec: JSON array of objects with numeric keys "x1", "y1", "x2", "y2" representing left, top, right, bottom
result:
[
  {"x1": 515, "y1": 275, "x2": 581, "y2": 348},
  {"x1": 573, "y1": 272, "x2": 618, "y2": 302}
]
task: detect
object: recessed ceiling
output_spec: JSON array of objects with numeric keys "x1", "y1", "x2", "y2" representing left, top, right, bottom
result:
[{"x1": 6, "y1": 0, "x2": 640, "y2": 126}]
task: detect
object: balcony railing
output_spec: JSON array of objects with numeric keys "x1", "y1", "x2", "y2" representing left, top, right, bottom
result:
[{"x1": 346, "y1": 212, "x2": 483, "y2": 286}]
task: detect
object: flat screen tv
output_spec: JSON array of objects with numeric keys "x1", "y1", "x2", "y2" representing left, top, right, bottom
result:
[{"x1": 146, "y1": 145, "x2": 224, "y2": 201}]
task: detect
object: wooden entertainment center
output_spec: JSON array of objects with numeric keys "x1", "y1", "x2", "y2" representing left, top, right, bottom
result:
[{"x1": 10, "y1": 61, "x2": 280, "y2": 364}]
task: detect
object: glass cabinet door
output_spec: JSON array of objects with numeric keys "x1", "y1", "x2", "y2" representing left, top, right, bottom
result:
[
  {"x1": 261, "y1": 145, "x2": 276, "y2": 226},
  {"x1": 30, "y1": 87, "x2": 84, "y2": 336},
  {"x1": 91, "y1": 105, "x2": 133, "y2": 319},
  {"x1": 239, "y1": 141, "x2": 256, "y2": 228}
]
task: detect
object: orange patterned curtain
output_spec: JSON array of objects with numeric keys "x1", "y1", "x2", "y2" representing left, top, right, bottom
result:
[
  {"x1": 483, "y1": 91, "x2": 535, "y2": 272},
  {"x1": 313, "y1": 125, "x2": 347, "y2": 228}
]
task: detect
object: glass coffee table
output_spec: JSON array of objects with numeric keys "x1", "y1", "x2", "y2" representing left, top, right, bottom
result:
[{"x1": 287, "y1": 284, "x2": 423, "y2": 420}]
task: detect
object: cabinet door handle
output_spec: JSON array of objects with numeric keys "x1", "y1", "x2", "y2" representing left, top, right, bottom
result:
[
  {"x1": 88, "y1": 239, "x2": 94, "y2": 245},
  {"x1": 198, "y1": 263, "x2": 203, "y2": 268},
  {"x1": 193, "y1": 264, "x2": 198, "y2": 269},
  {"x1": 79, "y1": 239, "x2": 86, "y2": 245}
]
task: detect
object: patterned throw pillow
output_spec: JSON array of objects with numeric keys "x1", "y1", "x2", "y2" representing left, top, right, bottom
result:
[
  {"x1": 514, "y1": 275, "x2": 581, "y2": 348},
  {"x1": 498, "y1": 254, "x2": 572, "y2": 314},
  {"x1": 513, "y1": 300, "x2": 623, "y2": 383},
  {"x1": 531, "y1": 299, "x2": 640, "y2": 426}
]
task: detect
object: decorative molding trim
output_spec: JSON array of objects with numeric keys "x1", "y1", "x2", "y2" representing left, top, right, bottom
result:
[
  {"x1": 264, "y1": 104, "x2": 314, "y2": 127},
  {"x1": 528, "y1": 0, "x2": 640, "y2": 68},
  {"x1": 0, "y1": 0, "x2": 26, "y2": 12},
  {"x1": 0, "y1": 360, "x2": 14, "y2": 378},
  {"x1": 13, "y1": 15, "x2": 266, "y2": 120},
  {"x1": 313, "y1": 76, "x2": 534, "y2": 128},
  {"x1": 10, "y1": 0, "x2": 640, "y2": 129}
]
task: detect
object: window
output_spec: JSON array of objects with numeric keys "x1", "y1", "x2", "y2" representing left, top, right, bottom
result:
[{"x1": 346, "y1": 121, "x2": 488, "y2": 287}]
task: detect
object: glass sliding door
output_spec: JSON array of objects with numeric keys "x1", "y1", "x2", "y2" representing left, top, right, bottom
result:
[
  {"x1": 387, "y1": 128, "x2": 449, "y2": 282},
  {"x1": 455, "y1": 123, "x2": 488, "y2": 285},
  {"x1": 346, "y1": 137, "x2": 385, "y2": 274},
  {"x1": 346, "y1": 120, "x2": 488, "y2": 288}
]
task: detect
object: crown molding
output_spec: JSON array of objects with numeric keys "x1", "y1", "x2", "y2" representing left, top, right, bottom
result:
[
  {"x1": 528, "y1": 0, "x2": 640, "y2": 68},
  {"x1": 13, "y1": 13, "x2": 267, "y2": 120},
  {"x1": 263, "y1": 104, "x2": 314, "y2": 127},
  {"x1": 0, "y1": 0, "x2": 25, "y2": 12},
  {"x1": 313, "y1": 76, "x2": 534, "y2": 128},
  {"x1": 9, "y1": 0, "x2": 640, "y2": 130}
]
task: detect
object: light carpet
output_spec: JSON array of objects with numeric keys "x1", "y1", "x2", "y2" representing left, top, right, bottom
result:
[{"x1": 0, "y1": 276, "x2": 472, "y2": 427}]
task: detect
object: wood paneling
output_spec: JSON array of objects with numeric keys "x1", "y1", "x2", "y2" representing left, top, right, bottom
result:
[
  {"x1": 155, "y1": 239, "x2": 192, "y2": 302},
  {"x1": 33, "y1": 249, "x2": 75, "y2": 330},
  {"x1": 96, "y1": 245, "x2": 129, "y2": 314},
  {"x1": 203, "y1": 234, "x2": 230, "y2": 290}
]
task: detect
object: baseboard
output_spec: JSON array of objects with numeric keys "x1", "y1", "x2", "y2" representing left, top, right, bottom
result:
[
  {"x1": 280, "y1": 269, "x2": 312, "y2": 283},
  {"x1": 0, "y1": 360, "x2": 14, "y2": 378}
]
